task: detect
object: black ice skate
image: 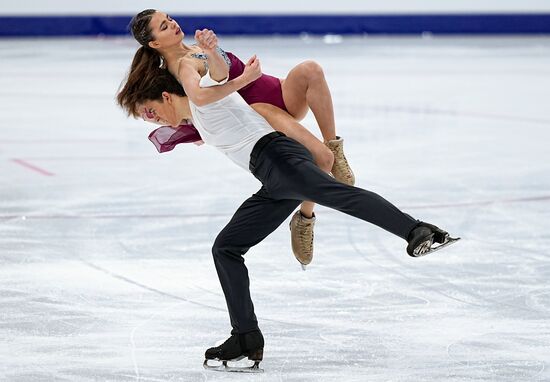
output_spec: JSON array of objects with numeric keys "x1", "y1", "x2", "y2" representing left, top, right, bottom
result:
[
  {"x1": 407, "y1": 222, "x2": 460, "y2": 257},
  {"x1": 203, "y1": 330, "x2": 264, "y2": 373}
]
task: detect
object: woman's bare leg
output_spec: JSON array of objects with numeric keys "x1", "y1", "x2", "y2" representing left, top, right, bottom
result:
[
  {"x1": 280, "y1": 60, "x2": 336, "y2": 142},
  {"x1": 252, "y1": 103, "x2": 333, "y2": 219},
  {"x1": 280, "y1": 61, "x2": 355, "y2": 186}
]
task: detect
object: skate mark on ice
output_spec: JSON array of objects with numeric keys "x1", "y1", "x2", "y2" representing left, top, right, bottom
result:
[
  {"x1": 350, "y1": 181, "x2": 544, "y2": 316},
  {"x1": 446, "y1": 333, "x2": 546, "y2": 379},
  {"x1": 401, "y1": 194, "x2": 550, "y2": 210},
  {"x1": 116, "y1": 240, "x2": 223, "y2": 300},
  {"x1": 0, "y1": 212, "x2": 230, "y2": 220},
  {"x1": 362, "y1": 103, "x2": 550, "y2": 126},
  {"x1": 524, "y1": 289, "x2": 550, "y2": 313},
  {"x1": 0, "y1": 138, "x2": 113, "y2": 144},
  {"x1": 452, "y1": 235, "x2": 550, "y2": 314},
  {"x1": 369, "y1": 231, "x2": 542, "y2": 314},
  {"x1": 78, "y1": 258, "x2": 312, "y2": 329},
  {"x1": 2, "y1": 193, "x2": 549, "y2": 221},
  {"x1": 453, "y1": 189, "x2": 550, "y2": 313},
  {"x1": 129, "y1": 301, "x2": 184, "y2": 382},
  {"x1": 346, "y1": 226, "x2": 484, "y2": 308},
  {"x1": 277, "y1": 358, "x2": 289, "y2": 382},
  {"x1": 79, "y1": 258, "x2": 225, "y2": 311},
  {"x1": 0, "y1": 182, "x2": 172, "y2": 223}
]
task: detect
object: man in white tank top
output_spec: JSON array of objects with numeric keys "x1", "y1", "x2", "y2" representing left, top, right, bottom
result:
[
  {"x1": 119, "y1": 62, "x2": 459, "y2": 372},
  {"x1": 189, "y1": 70, "x2": 275, "y2": 172}
]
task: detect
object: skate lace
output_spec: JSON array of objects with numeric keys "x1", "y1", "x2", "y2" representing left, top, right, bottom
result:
[
  {"x1": 329, "y1": 142, "x2": 353, "y2": 181},
  {"x1": 298, "y1": 220, "x2": 314, "y2": 254}
]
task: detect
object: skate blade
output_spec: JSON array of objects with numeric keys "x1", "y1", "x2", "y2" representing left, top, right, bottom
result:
[
  {"x1": 416, "y1": 236, "x2": 460, "y2": 257},
  {"x1": 203, "y1": 359, "x2": 264, "y2": 373},
  {"x1": 300, "y1": 263, "x2": 307, "y2": 271}
]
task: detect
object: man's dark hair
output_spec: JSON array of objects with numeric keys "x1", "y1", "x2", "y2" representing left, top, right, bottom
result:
[{"x1": 117, "y1": 66, "x2": 187, "y2": 117}]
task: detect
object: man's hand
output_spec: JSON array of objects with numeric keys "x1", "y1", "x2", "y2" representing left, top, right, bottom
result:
[{"x1": 195, "y1": 29, "x2": 218, "y2": 52}]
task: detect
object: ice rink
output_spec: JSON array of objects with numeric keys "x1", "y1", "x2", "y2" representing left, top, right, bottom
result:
[{"x1": 1, "y1": 35, "x2": 549, "y2": 381}]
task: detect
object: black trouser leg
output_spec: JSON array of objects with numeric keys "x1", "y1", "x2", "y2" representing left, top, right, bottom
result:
[
  {"x1": 213, "y1": 135, "x2": 419, "y2": 335},
  {"x1": 255, "y1": 137, "x2": 418, "y2": 240},
  {"x1": 212, "y1": 186, "x2": 301, "y2": 334}
]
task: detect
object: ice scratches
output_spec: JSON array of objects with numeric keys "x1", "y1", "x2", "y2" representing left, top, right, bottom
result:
[
  {"x1": 0, "y1": 289, "x2": 99, "y2": 337},
  {"x1": 116, "y1": 240, "x2": 221, "y2": 299},
  {"x1": 447, "y1": 333, "x2": 546, "y2": 379},
  {"x1": 346, "y1": 225, "x2": 481, "y2": 308},
  {"x1": 78, "y1": 258, "x2": 313, "y2": 329},
  {"x1": 129, "y1": 301, "x2": 183, "y2": 382},
  {"x1": 367, "y1": 292, "x2": 430, "y2": 308},
  {"x1": 525, "y1": 289, "x2": 550, "y2": 312},
  {"x1": 78, "y1": 258, "x2": 227, "y2": 313},
  {"x1": 349, "y1": 223, "x2": 545, "y2": 315},
  {"x1": 0, "y1": 289, "x2": 28, "y2": 298},
  {"x1": 319, "y1": 331, "x2": 393, "y2": 362}
]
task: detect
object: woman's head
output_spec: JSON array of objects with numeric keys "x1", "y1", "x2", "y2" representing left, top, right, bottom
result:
[
  {"x1": 130, "y1": 9, "x2": 184, "y2": 51},
  {"x1": 118, "y1": 10, "x2": 187, "y2": 124}
]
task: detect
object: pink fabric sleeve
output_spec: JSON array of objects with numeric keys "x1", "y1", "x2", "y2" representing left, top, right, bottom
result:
[{"x1": 148, "y1": 124, "x2": 203, "y2": 153}]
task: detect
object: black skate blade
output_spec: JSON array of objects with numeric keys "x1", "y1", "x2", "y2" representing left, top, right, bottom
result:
[
  {"x1": 203, "y1": 359, "x2": 264, "y2": 373},
  {"x1": 419, "y1": 236, "x2": 460, "y2": 257}
]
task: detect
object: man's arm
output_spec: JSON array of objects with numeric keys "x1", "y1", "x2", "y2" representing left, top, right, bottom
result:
[{"x1": 177, "y1": 55, "x2": 261, "y2": 107}]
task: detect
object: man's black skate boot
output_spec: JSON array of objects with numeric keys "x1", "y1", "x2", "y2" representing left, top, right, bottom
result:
[
  {"x1": 239, "y1": 330, "x2": 264, "y2": 361},
  {"x1": 407, "y1": 222, "x2": 459, "y2": 257},
  {"x1": 204, "y1": 333, "x2": 242, "y2": 361},
  {"x1": 204, "y1": 330, "x2": 264, "y2": 372},
  {"x1": 407, "y1": 225, "x2": 434, "y2": 257},
  {"x1": 416, "y1": 222, "x2": 449, "y2": 244}
]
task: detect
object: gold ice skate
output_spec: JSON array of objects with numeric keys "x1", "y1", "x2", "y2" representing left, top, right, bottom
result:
[
  {"x1": 325, "y1": 136, "x2": 355, "y2": 186},
  {"x1": 289, "y1": 211, "x2": 316, "y2": 270}
]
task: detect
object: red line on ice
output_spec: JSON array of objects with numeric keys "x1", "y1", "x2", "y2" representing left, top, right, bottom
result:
[{"x1": 11, "y1": 158, "x2": 55, "y2": 176}]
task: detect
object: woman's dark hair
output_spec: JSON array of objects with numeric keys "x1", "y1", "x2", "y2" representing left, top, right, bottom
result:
[
  {"x1": 130, "y1": 9, "x2": 157, "y2": 47},
  {"x1": 117, "y1": 9, "x2": 182, "y2": 117},
  {"x1": 117, "y1": 66, "x2": 186, "y2": 118}
]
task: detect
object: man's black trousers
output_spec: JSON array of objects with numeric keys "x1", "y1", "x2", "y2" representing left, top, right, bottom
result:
[{"x1": 211, "y1": 133, "x2": 418, "y2": 334}]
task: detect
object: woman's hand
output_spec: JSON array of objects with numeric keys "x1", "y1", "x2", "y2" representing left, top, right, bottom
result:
[
  {"x1": 195, "y1": 29, "x2": 218, "y2": 52},
  {"x1": 240, "y1": 55, "x2": 262, "y2": 85}
]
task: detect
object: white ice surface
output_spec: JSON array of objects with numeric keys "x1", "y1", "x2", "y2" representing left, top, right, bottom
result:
[{"x1": 1, "y1": 36, "x2": 549, "y2": 381}]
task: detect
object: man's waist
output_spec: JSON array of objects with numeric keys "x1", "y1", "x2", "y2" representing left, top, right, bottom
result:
[{"x1": 249, "y1": 131, "x2": 286, "y2": 173}]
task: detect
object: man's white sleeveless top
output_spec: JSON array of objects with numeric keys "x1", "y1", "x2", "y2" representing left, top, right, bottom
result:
[{"x1": 188, "y1": 71, "x2": 275, "y2": 172}]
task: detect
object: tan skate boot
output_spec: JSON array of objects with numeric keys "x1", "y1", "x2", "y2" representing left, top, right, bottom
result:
[
  {"x1": 289, "y1": 211, "x2": 316, "y2": 270},
  {"x1": 325, "y1": 136, "x2": 355, "y2": 186}
]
